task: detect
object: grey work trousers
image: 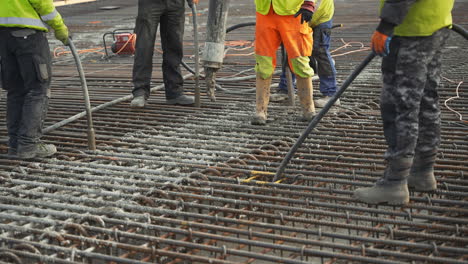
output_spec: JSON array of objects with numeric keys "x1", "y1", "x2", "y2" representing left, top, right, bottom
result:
[{"x1": 0, "y1": 27, "x2": 51, "y2": 153}]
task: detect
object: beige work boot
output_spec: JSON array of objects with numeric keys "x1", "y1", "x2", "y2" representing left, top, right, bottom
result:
[
  {"x1": 296, "y1": 76, "x2": 316, "y2": 121},
  {"x1": 251, "y1": 75, "x2": 272, "y2": 125},
  {"x1": 354, "y1": 157, "x2": 413, "y2": 205},
  {"x1": 408, "y1": 150, "x2": 437, "y2": 191}
]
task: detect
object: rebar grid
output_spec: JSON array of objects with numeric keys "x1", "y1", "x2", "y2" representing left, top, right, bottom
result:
[{"x1": 1, "y1": 1, "x2": 467, "y2": 263}]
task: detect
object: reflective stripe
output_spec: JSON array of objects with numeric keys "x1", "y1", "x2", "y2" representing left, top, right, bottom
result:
[
  {"x1": 0, "y1": 17, "x2": 47, "y2": 28},
  {"x1": 41, "y1": 9, "x2": 58, "y2": 22}
]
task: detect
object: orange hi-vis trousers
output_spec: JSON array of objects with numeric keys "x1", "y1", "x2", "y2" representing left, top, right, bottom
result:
[{"x1": 254, "y1": 6, "x2": 314, "y2": 79}]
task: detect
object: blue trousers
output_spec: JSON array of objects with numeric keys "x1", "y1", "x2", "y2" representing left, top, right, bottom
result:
[{"x1": 279, "y1": 20, "x2": 337, "y2": 96}]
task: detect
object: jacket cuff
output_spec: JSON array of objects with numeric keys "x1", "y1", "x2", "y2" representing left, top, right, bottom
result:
[{"x1": 376, "y1": 19, "x2": 396, "y2": 36}]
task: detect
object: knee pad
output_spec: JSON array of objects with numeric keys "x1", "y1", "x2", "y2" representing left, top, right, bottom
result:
[{"x1": 255, "y1": 55, "x2": 274, "y2": 79}]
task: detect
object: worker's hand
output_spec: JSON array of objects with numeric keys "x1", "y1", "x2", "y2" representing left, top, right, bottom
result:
[
  {"x1": 294, "y1": 1, "x2": 315, "y2": 24},
  {"x1": 54, "y1": 25, "x2": 69, "y2": 45},
  {"x1": 187, "y1": 0, "x2": 198, "y2": 8},
  {"x1": 371, "y1": 30, "x2": 392, "y2": 56}
]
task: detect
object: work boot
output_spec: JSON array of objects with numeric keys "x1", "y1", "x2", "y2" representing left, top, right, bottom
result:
[
  {"x1": 408, "y1": 150, "x2": 437, "y2": 191},
  {"x1": 314, "y1": 96, "x2": 341, "y2": 108},
  {"x1": 251, "y1": 75, "x2": 272, "y2": 125},
  {"x1": 18, "y1": 143, "x2": 57, "y2": 159},
  {"x1": 270, "y1": 89, "x2": 289, "y2": 102},
  {"x1": 296, "y1": 76, "x2": 316, "y2": 121},
  {"x1": 130, "y1": 96, "x2": 147, "y2": 108},
  {"x1": 167, "y1": 95, "x2": 195, "y2": 106},
  {"x1": 354, "y1": 157, "x2": 413, "y2": 205}
]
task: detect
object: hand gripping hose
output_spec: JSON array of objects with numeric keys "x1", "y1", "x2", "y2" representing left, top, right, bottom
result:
[
  {"x1": 272, "y1": 52, "x2": 376, "y2": 182},
  {"x1": 67, "y1": 38, "x2": 96, "y2": 150}
]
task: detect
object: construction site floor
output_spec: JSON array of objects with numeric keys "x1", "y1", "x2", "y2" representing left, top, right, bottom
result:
[{"x1": 0, "y1": 0, "x2": 467, "y2": 263}]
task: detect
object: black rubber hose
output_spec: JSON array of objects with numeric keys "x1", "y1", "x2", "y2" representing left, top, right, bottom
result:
[
  {"x1": 272, "y1": 52, "x2": 376, "y2": 182},
  {"x1": 226, "y1": 22, "x2": 256, "y2": 33},
  {"x1": 452, "y1": 24, "x2": 468, "y2": 40}
]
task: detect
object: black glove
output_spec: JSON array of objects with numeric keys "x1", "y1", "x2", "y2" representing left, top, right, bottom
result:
[{"x1": 294, "y1": 1, "x2": 315, "y2": 24}]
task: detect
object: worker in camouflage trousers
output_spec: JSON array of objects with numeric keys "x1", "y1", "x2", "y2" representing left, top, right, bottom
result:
[
  {"x1": 354, "y1": 0, "x2": 454, "y2": 205},
  {"x1": 252, "y1": 0, "x2": 316, "y2": 125},
  {"x1": 0, "y1": 0, "x2": 69, "y2": 159},
  {"x1": 131, "y1": 0, "x2": 199, "y2": 108}
]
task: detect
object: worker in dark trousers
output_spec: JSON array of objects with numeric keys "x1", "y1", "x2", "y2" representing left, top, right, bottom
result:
[
  {"x1": 0, "y1": 0, "x2": 69, "y2": 159},
  {"x1": 354, "y1": 0, "x2": 454, "y2": 205},
  {"x1": 131, "y1": 0, "x2": 199, "y2": 108}
]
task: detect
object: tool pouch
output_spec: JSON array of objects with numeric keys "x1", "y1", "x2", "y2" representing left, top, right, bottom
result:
[{"x1": 10, "y1": 28, "x2": 37, "y2": 38}]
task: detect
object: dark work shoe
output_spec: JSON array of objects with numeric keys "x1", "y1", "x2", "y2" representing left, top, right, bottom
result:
[
  {"x1": 130, "y1": 96, "x2": 147, "y2": 108},
  {"x1": 166, "y1": 95, "x2": 195, "y2": 106},
  {"x1": 18, "y1": 143, "x2": 57, "y2": 159}
]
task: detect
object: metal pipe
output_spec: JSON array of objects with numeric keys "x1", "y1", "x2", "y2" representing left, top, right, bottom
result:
[
  {"x1": 67, "y1": 38, "x2": 96, "y2": 150},
  {"x1": 191, "y1": 3, "x2": 201, "y2": 107}
]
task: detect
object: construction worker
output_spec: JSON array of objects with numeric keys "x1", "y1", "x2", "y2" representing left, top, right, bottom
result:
[
  {"x1": 252, "y1": 0, "x2": 316, "y2": 125},
  {"x1": 272, "y1": 0, "x2": 340, "y2": 108},
  {"x1": 0, "y1": 0, "x2": 69, "y2": 159},
  {"x1": 354, "y1": 0, "x2": 454, "y2": 205},
  {"x1": 131, "y1": 0, "x2": 199, "y2": 108}
]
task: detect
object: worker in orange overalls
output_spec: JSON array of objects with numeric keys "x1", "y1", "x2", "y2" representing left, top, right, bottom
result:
[{"x1": 252, "y1": 0, "x2": 316, "y2": 125}]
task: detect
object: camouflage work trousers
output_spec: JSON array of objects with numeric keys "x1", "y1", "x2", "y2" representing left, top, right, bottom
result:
[{"x1": 380, "y1": 28, "x2": 450, "y2": 160}]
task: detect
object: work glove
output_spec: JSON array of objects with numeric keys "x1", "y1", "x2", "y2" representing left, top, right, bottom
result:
[
  {"x1": 294, "y1": 1, "x2": 315, "y2": 24},
  {"x1": 187, "y1": 0, "x2": 199, "y2": 8},
  {"x1": 54, "y1": 25, "x2": 69, "y2": 45},
  {"x1": 371, "y1": 30, "x2": 392, "y2": 57}
]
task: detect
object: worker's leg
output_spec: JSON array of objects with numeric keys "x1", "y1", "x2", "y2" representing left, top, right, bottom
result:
[
  {"x1": 1, "y1": 29, "x2": 24, "y2": 156},
  {"x1": 252, "y1": 10, "x2": 282, "y2": 125},
  {"x1": 132, "y1": 0, "x2": 162, "y2": 103},
  {"x1": 312, "y1": 20, "x2": 339, "y2": 107},
  {"x1": 355, "y1": 32, "x2": 444, "y2": 205},
  {"x1": 408, "y1": 28, "x2": 450, "y2": 191},
  {"x1": 279, "y1": 16, "x2": 315, "y2": 120},
  {"x1": 8, "y1": 30, "x2": 55, "y2": 159},
  {"x1": 161, "y1": 0, "x2": 191, "y2": 104}
]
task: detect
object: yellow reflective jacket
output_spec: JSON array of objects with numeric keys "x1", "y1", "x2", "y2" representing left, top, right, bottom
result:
[
  {"x1": 310, "y1": 0, "x2": 334, "y2": 28},
  {"x1": 380, "y1": 0, "x2": 454, "y2": 37},
  {"x1": 0, "y1": 0, "x2": 66, "y2": 32},
  {"x1": 255, "y1": 0, "x2": 314, "y2": 16}
]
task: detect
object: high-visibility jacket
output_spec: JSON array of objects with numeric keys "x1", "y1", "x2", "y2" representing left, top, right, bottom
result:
[
  {"x1": 0, "y1": 0, "x2": 66, "y2": 32},
  {"x1": 380, "y1": 0, "x2": 454, "y2": 37},
  {"x1": 255, "y1": 0, "x2": 314, "y2": 16},
  {"x1": 309, "y1": 0, "x2": 334, "y2": 28}
]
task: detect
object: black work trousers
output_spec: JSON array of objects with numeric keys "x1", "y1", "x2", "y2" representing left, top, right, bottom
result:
[
  {"x1": 0, "y1": 28, "x2": 51, "y2": 152},
  {"x1": 132, "y1": 0, "x2": 186, "y2": 100}
]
